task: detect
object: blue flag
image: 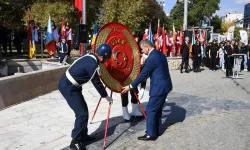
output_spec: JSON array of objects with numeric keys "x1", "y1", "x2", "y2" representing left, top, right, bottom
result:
[
  {"x1": 45, "y1": 15, "x2": 56, "y2": 55},
  {"x1": 149, "y1": 24, "x2": 154, "y2": 44}
]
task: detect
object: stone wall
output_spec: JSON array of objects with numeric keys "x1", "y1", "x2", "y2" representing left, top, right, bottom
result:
[{"x1": 0, "y1": 66, "x2": 68, "y2": 109}]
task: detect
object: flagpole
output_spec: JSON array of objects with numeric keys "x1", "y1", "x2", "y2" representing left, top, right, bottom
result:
[
  {"x1": 183, "y1": 0, "x2": 188, "y2": 30},
  {"x1": 82, "y1": 0, "x2": 86, "y2": 55}
]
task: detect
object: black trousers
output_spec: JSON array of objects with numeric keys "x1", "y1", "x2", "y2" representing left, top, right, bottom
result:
[
  {"x1": 225, "y1": 55, "x2": 232, "y2": 76},
  {"x1": 193, "y1": 56, "x2": 200, "y2": 71},
  {"x1": 59, "y1": 53, "x2": 67, "y2": 63},
  {"x1": 121, "y1": 88, "x2": 138, "y2": 107},
  {"x1": 210, "y1": 55, "x2": 217, "y2": 70},
  {"x1": 181, "y1": 56, "x2": 189, "y2": 71}
]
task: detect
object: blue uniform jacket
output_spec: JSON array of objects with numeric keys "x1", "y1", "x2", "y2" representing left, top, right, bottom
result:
[
  {"x1": 60, "y1": 53, "x2": 108, "y2": 98},
  {"x1": 131, "y1": 49, "x2": 172, "y2": 97}
]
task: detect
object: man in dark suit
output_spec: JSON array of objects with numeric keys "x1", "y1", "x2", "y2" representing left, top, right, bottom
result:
[
  {"x1": 192, "y1": 40, "x2": 201, "y2": 72},
  {"x1": 224, "y1": 41, "x2": 233, "y2": 77},
  {"x1": 122, "y1": 39, "x2": 173, "y2": 141},
  {"x1": 180, "y1": 37, "x2": 190, "y2": 73}
]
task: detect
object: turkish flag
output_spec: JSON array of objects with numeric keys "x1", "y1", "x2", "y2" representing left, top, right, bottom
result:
[{"x1": 75, "y1": 0, "x2": 82, "y2": 11}]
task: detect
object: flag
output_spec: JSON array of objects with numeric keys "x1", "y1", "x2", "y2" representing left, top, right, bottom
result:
[
  {"x1": 27, "y1": 14, "x2": 36, "y2": 59},
  {"x1": 240, "y1": 30, "x2": 248, "y2": 45},
  {"x1": 91, "y1": 24, "x2": 98, "y2": 50},
  {"x1": 172, "y1": 23, "x2": 177, "y2": 49},
  {"x1": 45, "y1": 15, "x2": 56, "y2": 55},
  {"x1": 75, "y1": 0, "x2": 82, "y2": 21},
  {"x1": 190, "y1": 28, "x2": 196, "y2": 53},
  {"x1": 162, "y1": 26, "x2": 167, "y2": 55},
  {"x1": 60, "y1": 18, "x2": 66, "y2": 40},
  {"x1": 199, "y1": 29, "x2": 204, "y2": 43},
  {"x1": 202, "y1": 29, "x2": 207, "y2": 44},
  {"x1": 75, "y1": 0, "x2": 82, "y2": 11},
  {"x1": 148, "y1": 24, "x2": 154, "y2": 44},
  {"x1": 157, "y1": 19, "x2": 160, "y2": 34}
]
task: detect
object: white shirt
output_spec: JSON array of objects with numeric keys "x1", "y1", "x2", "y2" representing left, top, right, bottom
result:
[{"x1": 66, "y1": 28, "x2": 72, "y2": 40}]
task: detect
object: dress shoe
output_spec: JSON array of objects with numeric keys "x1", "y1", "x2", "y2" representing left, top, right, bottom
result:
[
  {"x1": 82, "y1": 135, "x2": 95, "y2": 142},
  {"x1": 185, "y1": 70, "x2": 189, "y2": 73},
  {"x1": 138, "y1": 134, "x2": 158, "y2": 141},
  {"x1": 69, "y1": 139, "x2": 84, "y2": 150}
]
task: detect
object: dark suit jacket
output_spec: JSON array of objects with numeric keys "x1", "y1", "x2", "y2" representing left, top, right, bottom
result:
[
  {"x1": 131, "y1": 49, "x2": 172, "y2": 97},
  {"x1": 192, "y1": 44, "x2": 201, "y2": 58},
  {"x1": 181, "y1": 41, "x2": 190, "y2": 57}
]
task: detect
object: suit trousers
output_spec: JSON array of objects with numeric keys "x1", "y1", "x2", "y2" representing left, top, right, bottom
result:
[
  {"x1": 180, "y1": 56, "x2": 189, "y2": 71},
  {"x1": 210, "y1": 55, "x2": 217, "y2": 70},
  {"x1": 146, "y1": 94, "x2": 167, "y2": 136},
  {"x1": 121, "y1": 88, "x2": 138, "y2": 107},
  {"x1": 59, "y1": 77, "x2": 88, "y2": 140},
  {"x1": 193, "y1": 56, "x2": 200, "y2": 71}
]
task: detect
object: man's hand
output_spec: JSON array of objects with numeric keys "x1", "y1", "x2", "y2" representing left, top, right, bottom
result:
[
  {"x1": 104, "y1": 96, "x2": 113, "y2": 104},
  {"x1": 138, "y1": 88, "x2": 145, "y2": 100},
  {"x1": 121, "y1": 85, "x2": 130, "y2": 94}
]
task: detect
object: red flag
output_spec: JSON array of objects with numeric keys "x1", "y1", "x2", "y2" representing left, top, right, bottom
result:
[
  {"x1": 162, "y1": 26, "x2": 167, "y2": 55},
  {"x1": 75, "y1": 0, "x2": 82, "y2": 11},
  {"x1": 60, "y1": 18, "x2": 66, "y2": 40}
]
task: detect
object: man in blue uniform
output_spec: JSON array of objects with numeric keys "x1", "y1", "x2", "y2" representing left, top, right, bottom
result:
[
  {"x1": 121, "y1": 39, "x2": 172, "y2": 141},
  {"x1": 58, "y1": 44, "x2": 113, "y2": 150}
]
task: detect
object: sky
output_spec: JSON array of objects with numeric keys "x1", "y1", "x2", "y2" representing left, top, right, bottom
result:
[{"x1": 157, "y1": 0, "x2": 250, "y2": 16}]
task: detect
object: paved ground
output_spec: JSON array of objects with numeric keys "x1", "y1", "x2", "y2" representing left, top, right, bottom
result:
[{"x1": 0, "y1": 68, "x2": 250, "y2": 150}]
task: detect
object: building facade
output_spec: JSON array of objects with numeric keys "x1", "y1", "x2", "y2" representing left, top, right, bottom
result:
[
  {"x1": 244, "y1": 3, "x2": 250, "y2": 28},
  {"x1": 224, "y1": 12, "x2": 244, "y2": 28}
]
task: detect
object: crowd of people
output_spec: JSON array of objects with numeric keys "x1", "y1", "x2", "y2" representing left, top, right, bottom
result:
[{"x1": 179, "y1": 37, "x2": 250, "y2": 76}]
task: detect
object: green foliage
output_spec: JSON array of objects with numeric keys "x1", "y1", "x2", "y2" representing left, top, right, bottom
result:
[
  {"x1": 169, "y1": 2, "x2": 184, "y2": 31},
  {"x1": 101, "y1": 0, "x2": 169, "y2": 33},
  {"x1": 23, "y1": 1, "x2": 77, "y2": 28},
  {"x1": 210, "y1": 15, "x2": 222, "y2": 33},
  {"x1": 221, "y1": 21, "x2": 235, "y2": 34},
  {"x1": 170, "y1": 0, "x2": 220, "y2": 28},
  {"x1": 0, "y1": 0, "x2": 34, "y2": 28}
]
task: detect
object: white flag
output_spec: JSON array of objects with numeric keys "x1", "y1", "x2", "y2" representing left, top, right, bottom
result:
[{"x1": 240, "y1": 30, "x2": 248, "y2": 45}]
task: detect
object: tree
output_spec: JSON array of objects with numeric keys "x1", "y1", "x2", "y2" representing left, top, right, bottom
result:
[
  {"x1": 221, "y1": 21, "x2": 235, "y2": 34},
  {"x1": 24, "y1": 1, "x2": 77, "y2": 29},
  {"x1": 170, "y1": 0, "x2": 220, "y2": 28},
  {"x1": 23, "y1": 0, "x2": 103, "y2": 32},
  {"x1": 101, "y1": 0, "x2": 169, "y2": 34},
  {"x1": 0, "y1": 0, "x2": 35, "y2": 28},
  {"x1": 210, "y1": 15, "x2": 222, "y2": 33}
]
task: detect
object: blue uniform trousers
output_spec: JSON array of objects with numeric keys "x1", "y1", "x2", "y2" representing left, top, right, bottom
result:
[
  {"x1": 146, "y1": 94, "x2": 167, "y2": 136},
  {"x1": 58, "y1": 75, "x2": 88, "y2": 140}
]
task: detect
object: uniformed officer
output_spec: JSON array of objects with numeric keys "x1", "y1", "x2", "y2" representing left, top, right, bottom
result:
[
  {"x1": 58, "y1": 44, "x2": 113, "y2": 150},
  {"x1": 209, "y1": 40, "x2": 219, "y2": 71},
  {"x1": 58, "y1": 36, "x2": 68, "y2": 63}
]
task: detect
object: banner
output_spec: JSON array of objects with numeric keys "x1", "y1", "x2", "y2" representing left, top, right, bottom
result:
[
  {"x1": 227, "y1": 26, "x2": 235, "y2": 41},
  {"x1": 218, "y1": 35, "x2": 227, "y2": 43},
  {"x1": 240, "y1": 30, "x2": 248, "y2": 45}
]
